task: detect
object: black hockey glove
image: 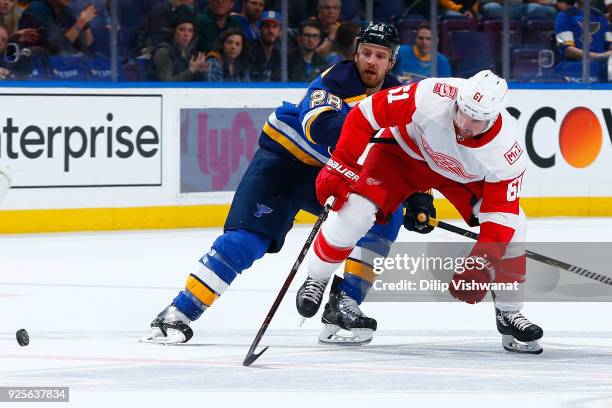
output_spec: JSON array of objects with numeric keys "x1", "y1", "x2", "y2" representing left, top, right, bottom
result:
[{"x1": 403, "y1": 192, "x2": 436, "y2": 234}]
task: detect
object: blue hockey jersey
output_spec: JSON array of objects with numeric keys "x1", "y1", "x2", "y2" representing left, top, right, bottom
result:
[
  {"x1": 555, "y1": 6, "x2": 612, "y2": 58},
  {"x1": 259, "y1": 60, "x2": 401, "y2": 166}
]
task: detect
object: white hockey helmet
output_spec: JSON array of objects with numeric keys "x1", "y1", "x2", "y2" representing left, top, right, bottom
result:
[{"x1": 456, "y1": 70, "x2": 508, "y2": 125}]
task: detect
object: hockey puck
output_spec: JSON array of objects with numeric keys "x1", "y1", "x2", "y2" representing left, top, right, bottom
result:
[{"x1": 16, "y1": 329, "x2": 29, "y2": 346}]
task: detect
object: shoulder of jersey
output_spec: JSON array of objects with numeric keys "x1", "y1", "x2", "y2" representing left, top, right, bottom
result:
[
  {"x1": 412, "y1": 77, "x2": 465, "y2": 118},
  {"x1": 480, "y1": 111, "x2": 527, "y2": 180},
  {"x1": 317, "y1": 61, "x2": 401, "y2": 101},
  {"x1": 414, "y1": 77, "x2": 466, "y2": 102}
]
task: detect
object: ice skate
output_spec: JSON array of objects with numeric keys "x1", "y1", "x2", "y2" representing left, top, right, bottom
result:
[
  {"x1": 296, "y1": 275, "x2": 330, "y2": 318},
  {"x1": 495, "y1": 307, "x2": 543, "y2": 354},
  {"x1": 140, "y1": 305, "x2": 193, "y2": 344},
  {"x1": 318, "y1": 276, "x2": 377, "y2": 345}
]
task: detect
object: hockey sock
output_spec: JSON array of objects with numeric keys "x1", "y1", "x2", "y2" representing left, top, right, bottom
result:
[
  {"x1": 173, "y1": 229, "x2": 270, "y2": 321},
  {"x1": 493, "y1": 254, "x2": 526, "y2": 312},
  {"x1": 340, "y1": 235, "x2": 392, "y2": 304},
  {"x1": 305, "y1": 194, "x2": 377, "y2": 281},
  {"x1": 340, "y1": 207, "x2": 402, "y2": 303}
]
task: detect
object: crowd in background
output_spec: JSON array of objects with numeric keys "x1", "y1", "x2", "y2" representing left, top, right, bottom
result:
[{"x1": 0, "y1": 0, "x2": 609, "y2": 82}]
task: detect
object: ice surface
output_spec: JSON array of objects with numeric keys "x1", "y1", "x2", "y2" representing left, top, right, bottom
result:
[{"x1": 1, "y1": 218, "x2": 611, "y2": 407}]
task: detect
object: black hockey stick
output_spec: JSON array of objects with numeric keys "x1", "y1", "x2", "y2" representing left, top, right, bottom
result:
[
  {"x1": 243, "y1": 203, "x2": 332, "y2": 366},
  {"x1": 428, "y1": 217, "x2": 612, "y2": 287}
]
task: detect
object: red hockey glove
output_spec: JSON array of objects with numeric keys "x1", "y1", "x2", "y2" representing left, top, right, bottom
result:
[
  {"x1": 449, "y1": 256, "x2": 496, "y2": 304},
  {"x1": 316, "y1": 150, "x2": 360, "y2": 211}
]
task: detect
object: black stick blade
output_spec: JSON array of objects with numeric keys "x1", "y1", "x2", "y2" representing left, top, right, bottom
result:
[{"x1": 243, "y1": 346, "x2": 269, "y2": 367}]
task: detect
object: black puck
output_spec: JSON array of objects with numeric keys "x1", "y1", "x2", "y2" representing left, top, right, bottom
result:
[{"x1": 16, "y1": 329, "x2": 29, "y2": 346}]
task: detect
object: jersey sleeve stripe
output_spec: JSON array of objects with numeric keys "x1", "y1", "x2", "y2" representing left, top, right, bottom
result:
[
  {"x1": 268, "y1": 112, "x2": 328, "y2": 163},
  {"x1": 358, "y1": 96, "x2": 381, "y2": 131},
  {"x1": 302, "y1": 106, "x2": 336, "y2": 143},
  {"x1": 556, "y1": 31, "x2": 575, "y2": 46},
  {"x1": 391, "y1": 126, "x2": 424, "y2": 160},
  {"x1": 320, "y1": 65, "x2": 334, "y2": 78},
  {"x1": 344, "y1": 94, "x2": 367, "y2": 107},
  {"x1": 263, "y1": 122, "x2": 324, "y2": 166}
]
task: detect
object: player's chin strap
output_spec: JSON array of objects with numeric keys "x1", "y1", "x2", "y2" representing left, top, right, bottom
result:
[{"x1": 426, "y1": 216, "x2": 612, "y2": 287}]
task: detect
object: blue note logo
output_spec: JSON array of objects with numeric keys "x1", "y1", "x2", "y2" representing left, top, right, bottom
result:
[{"x1": 254, "y1": 204, "x2": 273, "y2": 218}]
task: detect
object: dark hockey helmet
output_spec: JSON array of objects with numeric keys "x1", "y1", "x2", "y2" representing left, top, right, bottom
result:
[{"x1": 355, "y1": 22, "x2": 400, "y2": 60}]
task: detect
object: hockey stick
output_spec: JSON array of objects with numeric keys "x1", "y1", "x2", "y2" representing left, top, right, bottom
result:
[
  {"x1": 243, "y1": 203, "x2": 332, "y2": 367},
  {"x1": 428, "y1": 217, "x2": 612, "y2": 287}
]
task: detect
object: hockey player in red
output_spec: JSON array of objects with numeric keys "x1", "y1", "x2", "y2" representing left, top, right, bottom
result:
[{"x1": 296, "y1": 70, "x2": 544, "y2": 354}]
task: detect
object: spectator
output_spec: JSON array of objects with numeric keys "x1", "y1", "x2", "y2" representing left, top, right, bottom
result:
[
  {"x1": 340, "y1": 0, "x2": 360, "y2": 21},
  {"x1": 0, "y1": 24, "x2": 11, "y2": 78},
  {"x1": 247, "y1": 9, "x2": 280, "y2": 81},
  {"x1": 0, "y1": 0, "x2": 38, "y2": 43},
  {"x1": 313, "y1": 0, "x2": 340, "y2": 57},
  {"x1": 403, "y1": 0, "x2": 429, "y2": 17},
  {"x1": 152, "y1": 5, "x2": 207, "y2": 81},
  {"x1": 439, "y1": 0, "x2": 475, "y2": 19},
  {"x1": 555, "y1": 0, "x2": 611, "y2": 81},
  {"x1": 476, "y1": 0, "x2": 516, "y2": 19},
  {"x1": 234, "y1": 0, "x2": 264, "y2": 41},
  {"x1": 288, "y1": 20, "x2": 329, "y2": 81},
  {"x1": 18, "y1": 0, "x2": 97, "y2": 55},
  {"x1": 137, "y1": 0, "x2": 196, "y2": 57},
  {"x1": 286, "y1": 0, "x2": 310, "y2": 27},
  {"x1": 70, "y1": 0, "x2": 112, "y2": 56},
  {"x1": 326, "y1": 20, "x2": 359, "y2": 65},
  {"x1": 70, "y1": 1, "x2": 108, "y2": 27},
  {"x1": 374, "y1": 0, "x2": 408, "y2": 20},
  {"x1": 207, "y1": 26, "x2": 250, "y2": 81},
  {"x1": 393, "y1": 22, "x2": 452, "y2": 81},
  {"x1": 0, "y1": 0, "x2": 17, "y2": 33},
  {"x1": 479, "y1": 0, "x2": 557, "y2": 20},
  {"x1": 524, "y1": 0, "x2": 559, "y2": 19},
  {"x1": 196, "y1": 0, "x2": 242, "y2": 53}
]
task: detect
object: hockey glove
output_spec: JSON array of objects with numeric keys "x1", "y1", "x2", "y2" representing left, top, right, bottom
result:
[
  {"x1": 403, "y1": 191, "x2": 436, "y2": 234},
  {"x1": 316, "y1": 150, "x2": 360, "y2": 211},
  {"x1": 449, "y1": 256, "x2": 496, "y2": 304}
]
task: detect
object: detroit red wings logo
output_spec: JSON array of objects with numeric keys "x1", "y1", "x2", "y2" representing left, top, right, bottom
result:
[
  {"x1": 433, "y1": 82, "x2": 458, "y2": 99},
  {"x1": 420, "y1": 136, "x2": 478, "y2": 180}
]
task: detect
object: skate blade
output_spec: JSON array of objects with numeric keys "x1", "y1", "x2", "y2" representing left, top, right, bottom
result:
[
  {"x1": 298, "y1": 316, "x2": 307, "y2": 327},
  {"x1": 501, "y1": 334, "x2": 543, "y2": 355},
  {"x1": 139, "y1": 328, "x2": 187, "y2": 345},
  {"x1": 317, "y1": 324, "x2": 373, "y2": 346}
]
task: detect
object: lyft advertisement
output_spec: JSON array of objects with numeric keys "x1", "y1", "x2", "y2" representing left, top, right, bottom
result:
[{"x1": 180, "y1": 108, "x2": 269, "y2": 193}]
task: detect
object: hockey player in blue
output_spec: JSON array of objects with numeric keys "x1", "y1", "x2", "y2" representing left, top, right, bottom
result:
[{"x1": 143, "y1": 23, "x2": 426, "y2": 345}]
